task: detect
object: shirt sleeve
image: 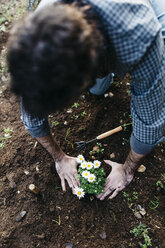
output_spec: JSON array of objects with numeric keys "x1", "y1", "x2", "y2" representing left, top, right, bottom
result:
[
  {"x1": 20, "y1": 98, "x2": 50, "y2": 138},
  {"x1": 130, "y1": 31, "x2": 165, "y2": 154}
]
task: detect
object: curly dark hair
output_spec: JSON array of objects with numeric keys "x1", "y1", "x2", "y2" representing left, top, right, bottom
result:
[{"x1": 7, "y1": 2, "x2": 102, "y2": 116}]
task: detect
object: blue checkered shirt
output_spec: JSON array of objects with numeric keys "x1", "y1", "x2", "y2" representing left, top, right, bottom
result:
[{"x1": 23, "y1": 0, "x2": 165, "y2": 154}]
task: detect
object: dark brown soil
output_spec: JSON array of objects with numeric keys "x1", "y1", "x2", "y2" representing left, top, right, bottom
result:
[{"x1": 0, "y1": 10, "x2": 165, "y2": 248}]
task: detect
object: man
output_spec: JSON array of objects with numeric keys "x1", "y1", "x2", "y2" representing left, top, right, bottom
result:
[{"x1": 7, "y1": 0, "x2": 165, "y2": 200}]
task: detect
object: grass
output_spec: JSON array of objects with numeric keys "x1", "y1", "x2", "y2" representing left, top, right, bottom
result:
[
  {"x1": 149, "y1": 196, "x2": 159, "y2": 210},
  {"x1": 130, "y1": 222, "x2": 152, "y2": 248}
]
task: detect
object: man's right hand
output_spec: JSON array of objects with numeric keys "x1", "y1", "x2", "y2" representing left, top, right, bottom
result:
[
  {"x1": 55, "y1": 154, "x2": 80, "y2": 191},
  {"x1": 36, "y1": 134, "x2": 80, "y2": 192}
]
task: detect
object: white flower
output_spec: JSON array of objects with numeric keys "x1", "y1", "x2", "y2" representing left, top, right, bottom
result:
[
  {"x1": 93, "y1": 160, "x2": 101, "y2": 169},
  {"x1": 80, "y1": 161, "x2": 87, "y2": 169},
  {"x1": 88, "y1": 174, "x2": 96, "y2": 183},
  {"x1": 82, "y1": 170, "x2": 90, "y2": 179},
  {"x1": 86, "y1": 162, "x2": 93, "y2": 170},
  {"x1": 74, "y1": 187, "x2": 85, "y2": 199},
  {"x1": 77, "y1": 154, "x2": 85, "y2": 164}
]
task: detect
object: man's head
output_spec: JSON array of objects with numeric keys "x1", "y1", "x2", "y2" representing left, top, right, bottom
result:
[{"x1": 7, "y1": 3, "x2": 102, "y2": 116}]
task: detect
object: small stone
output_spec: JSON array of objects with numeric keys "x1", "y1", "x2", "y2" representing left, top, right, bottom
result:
[
  {"x1": 29, "y1": 184, "x2": 40, "y2": 194},
  {"x1": 137, "y1": 165, "x2": 146, "y2": 173},
  {"x1": 136, "y1": 204, "x2": 142, "y2": 211},
  {"x1": 65, "y1": 243, "x2": 73, "y2": 248},
  {"x1": 134, "y1": 211, "x2": 142, "y2": 219},
  {"x1": 110, "y1": 153, "x2": 115, "y2": 159},
  {"x1": 67, "y1": 109, "x2": 72, "y2": 113},
  {"x1": 24, "y1": 170, "x2": 29, "y2": 175},
  {"x1": 108, "y1": 92, "x2": 114, "y2": 97},
  {"x1": 0, "y1": 26, "x2": 6, "y2": 33},
  {"x1": 65, "y1": 216, "x2": 69, "y2": 220},
  {"x1": 16, "y1": 211, "x2": 27, "y2": 222},
  {"x1": 136, "y1": 205, "x2": 146, "y2": 216},
  {"x1": 64, "y1": 121, "x2": 68, "y2": 125},
  {"x1": 91, "y1": 156, "x2": 96, "y2": 160},
  {"x1": 35, "y1": 233, "x2": 45, "y2": 240},
  {"x1": 56, "y1": 206, "x2": 62, "y2": 210},
  {"x1": 139, "y1": 208, "x2": 146, "y2": 216},
  {"x1": 2, "y1": 176, "x2": 7, "y2": 182},
  {"x1": 6, "y1": 173, "x2": 16, "y2": 189},
  {"x1": 93, "y1": 146, "x2": 99, "y2": 152},
  {"x1": 1, "y1": 76, "x2": 7, "y2": 82},
  {"x1": 104, "y1": 93, "x2": 109, "y2": 98},
  {"x1": 49, "y1": 206, "x2": 55, "y2": 212},
  {"x1": 99, "y1": 231, "x2": 106, "y2": 240}
]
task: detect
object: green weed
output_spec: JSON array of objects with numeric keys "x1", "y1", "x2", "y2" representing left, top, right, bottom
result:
[{"x1": 130, "y1": 222, "x2": 152, "y2": 248}]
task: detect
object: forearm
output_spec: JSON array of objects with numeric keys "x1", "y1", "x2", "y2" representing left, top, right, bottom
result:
[
  {"x1": 36, "y1": 133, "x2": 65, "y2": 162},
  {"x1": 123, "y1": 149, "x2": 146, "y2": 177}
]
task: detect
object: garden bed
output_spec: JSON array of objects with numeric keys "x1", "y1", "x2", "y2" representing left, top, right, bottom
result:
[{"x1": 0, "y1": 1, "x2": 165, "y2": 247}]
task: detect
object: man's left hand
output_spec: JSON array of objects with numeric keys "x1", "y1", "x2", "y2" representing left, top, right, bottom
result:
[{"x1": 98, "y1": 160, "x2": 133, "y2": 200}]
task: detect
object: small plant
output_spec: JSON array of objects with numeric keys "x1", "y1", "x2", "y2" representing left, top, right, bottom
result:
[
  {"x1": 123, "y1": 192, "x2": 131, "y2": 206},
  {"x1": 65, "y1": 128, "x2": 71, "y2": 142},
  {"x1": 72, "y1": 102, "x2": 79, "y2": 108},
  {"x1": 0, "y1": 142, "x2": 4, "y2": 148},
  {"x1": 156, "y1": 180, "x2": 164, "y2": 189},
  {"x1": 126, "y1": 90, "x2": 131, "y2": 96},
  {"x1": 130, "y1": 222, "x2": 152, "y2": 248},
  {"x1": 149, "y1": 196, "x2": 159, "y2": 210},
  {"x1": 72, "y1": 114, "x2": 79, "y2": 120},
  {"x1": 133, "y1": 191, "x2": 138, "y2": 200},
  {"x1": 114, "y1": 81, "x2": 122, "y2": 86},
  {"x1": 4, "y1": 128, "x2": 12, "y2": 138},
  {"x1": 123, "y1": 191, "x2": 138, "y2": 207},
  {"x1": 74, "y1": 155, "x2": 106, "y2": 199},
  {"x1": 81, "y1": 111, "x2": 87, "y2": 117},
  {"x1": 122, "y1": 137, "x2": 128, "y2": 145},
  {"x1": 52, "y1": 121, "x2": 59, "y2": 127},
  {"x1": 52, "y1": 215, "x2": 61, "y2": 225}
]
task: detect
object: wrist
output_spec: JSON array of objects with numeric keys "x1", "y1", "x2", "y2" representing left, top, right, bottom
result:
[
  {"x1": 53, "y1": 150, "x2": 65, "y2": 163},
  {"x1": 123, "y1": 149, "x2": 145, "y2": 176}
]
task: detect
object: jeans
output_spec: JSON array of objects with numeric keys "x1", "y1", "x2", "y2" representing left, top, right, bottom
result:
[{"x1": 149, "y1": 0, "x2": 165, "y2": 41}]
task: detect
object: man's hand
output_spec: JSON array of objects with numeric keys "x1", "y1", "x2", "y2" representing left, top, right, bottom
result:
[
  {"x1": 98, "y1": 160, "x2": 133, "y2": 200},
  {"x1": 98, "y1": 149, "x2": 146, "y2": 200},
  {"x1": 36, "y1": 133, "x2": 79, "y2": 192},
  {"x1": 55, "y1": 155, "x2": 79, "y2": 192}
]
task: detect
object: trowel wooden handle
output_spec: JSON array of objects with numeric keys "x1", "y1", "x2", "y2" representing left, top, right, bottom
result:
[{"x1": 97, "y1": 126, "x2": 123, "y2": 140}]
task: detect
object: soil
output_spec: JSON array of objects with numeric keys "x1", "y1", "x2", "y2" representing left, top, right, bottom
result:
[{"x1": 0, "y1": 3, "x2": 165, "y2": 248}]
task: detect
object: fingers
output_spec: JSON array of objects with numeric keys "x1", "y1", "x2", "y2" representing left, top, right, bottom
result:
[
  {"x1": 59, "y1": 175, "x2": 66, "y2": 192},
  {"x1": 73, "y1": 174, "x2": 80, "y2": 186},
  {"x1": 108, "y1": 189, "x2": 120, "y2": 199},
  {"x1": 104, "y1": 160, "x2": 113, "y2": 167},
  {"x1": 62, "y1": 174, "x2": 79, "y2": 191},
  {"x1": 104, "y1": 160, "x2": 122, "y2": 168},
  {"x1": 98, "y1": 187, "x2": 114, "y2": 200}
]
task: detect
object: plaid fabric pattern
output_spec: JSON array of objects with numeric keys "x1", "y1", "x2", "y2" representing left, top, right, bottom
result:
[
  {"x1": 27, "y1": 0, "x2": 41, "y2": 10},
  {"x1": 23, "y1": 0, "x2": 165, "y2": 152}
]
